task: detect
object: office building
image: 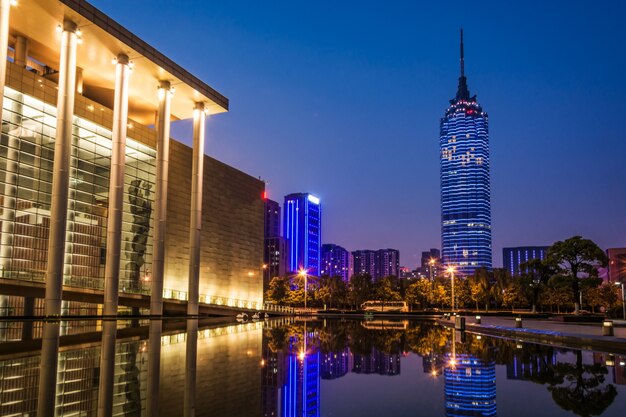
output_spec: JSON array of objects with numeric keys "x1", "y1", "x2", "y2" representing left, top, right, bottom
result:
[
  {"x1": 503, "y1": 246, "x2": 549, "y2": 276},
  {"x1": 0, "y1": 0, "x2": 264, "y2": 317},
  {"x1": 607, "y1": 248, "x2": 626, "y2": 283},
  {"x1": 263, "y1": 237, "x2": 289, "y2": 290},
  {"x1": 352, "y1": 347, "x2": 401, "y2": 376},
  {"x1": 320, "y1": 244, "x2": 353, "y2": 282},
  {"x1": 283, "y1": 193, "x2": 321, "y2": 276},
  {"x1": 352, "y1": 249, "x2": 399, "y2": 280},
  {"x1": 264, "y1": 198, "x2": 281, "y2": 239},
  {"x1": 421, "y1": 248, "x2": 442, "y2": 279},
  {"x1": 440, "y1": 30, "x2": 492, "y2": 276}
]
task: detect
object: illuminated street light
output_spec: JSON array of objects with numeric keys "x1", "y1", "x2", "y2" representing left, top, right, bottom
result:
[
  {"x1": 299, "y1": 269, "x2": 308, "y2": 310},
  {"x1": 447, "y1": 265, "x2": 456, "y2": 312},
  {"x1": 615, "y1": 282, "x2": 625, "y2": 320}
]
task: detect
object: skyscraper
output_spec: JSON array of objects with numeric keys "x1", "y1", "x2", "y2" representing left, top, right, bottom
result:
[
  {"x1": 352, "y1": 250, "x2": 377, "y2": 278},
  {"x1": 503, "y1": 246, "x2": 548, "y2": 276},
  {"x1": 320, "y1": 244, "x2": 353, "y2": 282},
  {"x1": 264, "y1": 198, "x2": 281, "y2": 238},
  {"x1": 440, "y1": 30, "x2": 492, "y2": 276},
  {"x1": 376, "y1": 249, "x2": 400, "y2": 278},
  {"x1": 421, "y1": 248, "x2": 442, "y2": 280},
  {"x1": 283, "y1": 193, "x2": 321, "y2": 276},
  {"x1": 444, "y1": 353, "x2": 497, "y2": 417}
]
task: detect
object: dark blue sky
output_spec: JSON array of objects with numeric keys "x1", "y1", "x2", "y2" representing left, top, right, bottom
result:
[{"x1": 93, "y1": 0, "x2": 626, "y2": 268}]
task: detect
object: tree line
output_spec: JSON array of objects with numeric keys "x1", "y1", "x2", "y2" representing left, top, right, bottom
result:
[{"x1": 265, "y1": 236, "x2": 623, "y2": 316}]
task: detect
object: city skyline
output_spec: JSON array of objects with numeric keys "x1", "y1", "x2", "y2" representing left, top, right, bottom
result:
[{"x1": 92, "y1": 0, "x2": 626, "y2": 269}]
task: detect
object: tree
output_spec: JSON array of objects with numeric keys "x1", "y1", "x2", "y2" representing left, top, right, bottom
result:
[
  {"x1": 317, "y1": 275, "x2": 347, "y2": 309},
  {"x1": 266, "y1": 276, "x2": 289, "y2": 304},
  {"x1": 374, "y1": 276, "x2": 402, "y2": 308},
  {"x1": 541, "y1": 275, "x2": 574, "y2": 313},
  {"x1": 348, "y1": 273, "x2": 373, "y2": 309},
  {"x1": 501, "y1": 279, "x2": 527, "y2": 310},
  {"x1": 469, "y1": 268, "x2": 491, "y2": 311},
  {"x1": 519, "y1": 258, "x2": 557, "y2": 313},
  {"x1": 547, "y1": 236, "x2": 608, "y2": 314},
  {"x1": 587, "y1": 283, "x2": 620, "y2": 314},
  {"x1": 405, "y1": 279, "x2": 431, "y2": 310}
]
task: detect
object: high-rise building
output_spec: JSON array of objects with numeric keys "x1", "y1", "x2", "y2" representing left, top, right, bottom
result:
[
  {"x1": 503, "y1": 246, "x2": 549, "y2": 276},
  {"x1": 352, "y1": 347, "x2": 401, "y2": 376},
  {"x1": 352, "y1": 250, "x2": 377, "y2": 278},
  {"x1": 444, "y1": 353, "x2": 496, "y2": 417},
  {"x1": 264, "y1": 198, "x2": 281, "y2": 238},
  {"x1": 607, "y1": 248, "x2": 626, "y2": 283},
  {"x1": 352, "y1": 249, "x2": 400, "y2": 280},
  {"x1": 283, "y1": 193, "x2": 321, "y2": 276},
  {"x1": 421, "y1": 248, "x2": 442, "y2": 279},
  {"x1": 320, "y1": 244, "x2": 353, "y2": 282},
  {"x1": 440, "y1": 30, "x2": 492, "y2": 276},
  {"x1": 263, "y1": 237, "x2": 289, "y2": 290},
  {"x1": 376, "y1": 249, "x2": 400, "y2": 278}
]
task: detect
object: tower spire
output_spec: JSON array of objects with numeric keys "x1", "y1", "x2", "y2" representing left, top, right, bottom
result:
[
  {"x1": 455, "y1": 28, "x2": 470, "y2": 101},
  {"x1": 460, "y1": 28, "x2": 464, "y2": 78}
]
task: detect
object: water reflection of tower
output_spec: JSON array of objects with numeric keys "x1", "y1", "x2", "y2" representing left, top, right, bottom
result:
[
  {"x1": 444, "y1": 353, "x2": 496, "y2": 417},
  {"x1": 262, "y1": 334, "x2": 288, "y2": 417},
  {"x1": 352, "y1": 347, "x2": 401, "y2": 376},
  {"x1": 283, "y1": 333, "x2": 321, "y2": 417},
  {"x1": 321, "y1": 348, "x2": 352, "y2": 380}
]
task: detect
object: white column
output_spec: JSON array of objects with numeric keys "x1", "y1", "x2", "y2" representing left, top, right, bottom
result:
[
  {"x1": 187, "y1": 102, "x2": 205, "y2": 316},
  {"x1": 103, "y1": 53, "x2": 131, "y2": 316},
  {"x1": 14, "y1": 35, "x2": 28, "y2": 68},
  {"x1": 0, "y1": 0, "x2": 13, "y2": 302},
  {"x1": 150, "y1": 81, "x2": 172, "y2": 315},
  {"x1": 44, "y1": 19, "x2": 78, "y2": 317},
  {"x1": 97, "y1": 320, "x2": 117, "y2": 417},
  {"x1": 37, "y1": 321, "x2": 61, "y2": 417}
]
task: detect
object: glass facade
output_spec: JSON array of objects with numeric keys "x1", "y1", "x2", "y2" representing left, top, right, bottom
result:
[
  {"x1": 283, "y1": 193, "x2": 321, "y2": 276},
  {"x1": 440, "y1": 38, "x2": 492, "y2": 276},
  {"x1": 0, "y1": 86, "x2": 156, "y2": 294},
  {"x1": 444, "y1": 353, "x2": 497, "y2": 417}
]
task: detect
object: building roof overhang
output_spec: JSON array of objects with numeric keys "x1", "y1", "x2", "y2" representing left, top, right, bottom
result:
[{"x1": 8, "y1": 0, "x2": 228, "y2": 124}]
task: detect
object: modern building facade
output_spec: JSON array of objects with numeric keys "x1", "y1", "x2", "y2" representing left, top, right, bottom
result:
[
  {"x1": 352, "y1": 248, "x2": 400, "y2": 280},
  {"x1": 440, "y1": 31, "x2": 492, "y2": 276},
  {"x1": 263, "y1": 236, "x2": 289, "y2": 290},
  {"x1": 421, "y1": 248, "x2": 442, "y2": 279},
  {"x1": 607, "y1": 248, "x2": 626, "y2": 283},
  {"x1": 320, "y1": 244, "x2": 353, "y2": 282},
  {"x1": 503, "y1": 246, "x2": 548, "y2": 276},
  {"x1": 264, "y1": 198, "x2": 281, "y2": 239},
  {"x1": 0, "y1": 0, "x2": 264, "y2": 317},
  {"x1": 283, "y1": 193, "x2": 321, "y2": 277}
]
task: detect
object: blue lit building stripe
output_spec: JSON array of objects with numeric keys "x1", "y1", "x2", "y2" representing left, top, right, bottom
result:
[
  {"x1": 283, "y1": 193, "x2": 321, "y2": 276},
  {"x1": 444, "y1": 353, "x2": 497, "y2": 417}
]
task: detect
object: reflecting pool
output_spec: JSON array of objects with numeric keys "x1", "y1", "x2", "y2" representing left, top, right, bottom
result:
[{"x1": 0, "y1": 318, "x2": 625, "y2": 416}]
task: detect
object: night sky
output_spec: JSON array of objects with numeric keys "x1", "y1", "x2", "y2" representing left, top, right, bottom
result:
[{"x1": 92, "y1": 0, "x2": 626, "y2": 269}]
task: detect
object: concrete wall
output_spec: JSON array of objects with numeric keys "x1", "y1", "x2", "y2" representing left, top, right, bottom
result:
[{"x1": 165, "y1": 140, "x2": 265, "y2": 306}]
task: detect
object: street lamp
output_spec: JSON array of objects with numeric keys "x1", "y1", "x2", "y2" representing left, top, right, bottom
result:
[
  {"x1": 299, "y1": 268, "x2": 308, "y2": 310},
  {"x1": 429, "y1": 258, "x2": 436, "y2": 281},
  {"x1": 615, "y1": 282, "x2": 625, "y2": 320},
  {"x1": 447, "y1": 265, "x2": 456, "y2": 312}
]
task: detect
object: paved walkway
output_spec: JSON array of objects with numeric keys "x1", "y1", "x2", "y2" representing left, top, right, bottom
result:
[{"x1": 471, "y1": 316, "x2": 626, "y2": 339}]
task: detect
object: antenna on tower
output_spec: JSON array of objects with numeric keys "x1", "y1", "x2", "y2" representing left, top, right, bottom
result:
[{"x1": 460, "y1": 28, "x2": 464, "y2": 78}]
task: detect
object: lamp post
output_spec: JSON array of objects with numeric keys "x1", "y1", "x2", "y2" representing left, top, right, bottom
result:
[
  {"x1": 299, "y1": 269, "x2": 308, "y2": 310},
  {"x1": 447, "y1": 266, "x2": 456, "y2": 312},
  {"x1": 429, "y1": 258, "x2": 435, "y2": 281},
  {"x1": 616, "y1": 282, "x2": 625, "y2": 321}
]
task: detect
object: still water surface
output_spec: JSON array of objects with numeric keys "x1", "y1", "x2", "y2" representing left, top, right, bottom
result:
[{"x1": 0, "y1": 318, "x2": 625, "y2": 416}]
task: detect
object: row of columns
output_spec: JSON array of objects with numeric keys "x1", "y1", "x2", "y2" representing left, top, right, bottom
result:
[{"x1": 0, "y1": 4, "x2": 209, "y2": 318}]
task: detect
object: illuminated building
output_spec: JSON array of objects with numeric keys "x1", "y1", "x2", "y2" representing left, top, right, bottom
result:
[
  {"x1": 265, "y1": 198, "x2": 281, "y2": 238},
  {"x1": 502, "y1": 246, "x2": 548, "y2": 276},
  {"x1": 283, "y1": 193, "x2": 321, "y2": 276},
  {"x1": 320, "y1": 244, "x2": 353, "y2": 282},
  {"x1": 421, "y1": 248, "x2": 442, "y2": 279},
  {"x1": 352, "y1": 348, "x2": 401, "y2": 376},
  {"x1": 352, "y1": 249, "x2": 400, "y2": 280},
  {"x1": 444, "y1": 353, "x2": 496, "y2": 417},
  {"x1": 264, "y1": 237, "x2": 289, "y2": 290},
  {"x1": 440, "y1": 30, "x2": 492, "y2": 276},
  {"x1": 0, "y1": 0, "x2": 263, "y2": 317},
  {"x1": 607, "y1": 248, "x2": 626, "y2": 283}
]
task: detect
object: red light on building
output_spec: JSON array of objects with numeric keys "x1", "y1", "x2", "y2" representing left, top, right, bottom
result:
[{"x1": 263, "y1": 191, "x2": 268, "y2": 200}]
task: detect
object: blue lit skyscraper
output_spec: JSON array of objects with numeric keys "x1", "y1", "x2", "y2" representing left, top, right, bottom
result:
[
  {"x1": 283, "y1": 193, "x2": 321, "y2": 276},
  {"x1": 440, "y1": 30, "x2": 492, "y2": 275}
]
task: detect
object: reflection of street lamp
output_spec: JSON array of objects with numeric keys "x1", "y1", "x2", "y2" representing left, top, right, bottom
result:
[
  {"x1": 615, "y1": 282, "x2": 625, "y2": 320},
  {"x1": 299, "y1": 269, "x2": 308, "y2": 309},
  {"x1": 447, "y1": 266, "x2": 456, "y2": 312},
  {"x1": 429, "y1": 258, "x2": 436, "y2": 281}
]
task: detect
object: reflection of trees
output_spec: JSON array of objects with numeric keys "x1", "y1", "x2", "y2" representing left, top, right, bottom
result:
[{"x1": 548, "y1": 351, "x2": 617, "y2": 417}]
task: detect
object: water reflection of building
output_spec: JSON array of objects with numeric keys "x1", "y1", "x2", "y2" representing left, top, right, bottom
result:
[
  {"x1": 423, "y1": 354, "x2": 446, "y2": 376},
  {"x1": 321, "y1": 349, "x2": 353, "y2": 380},
  {"x1": 506, "y1": 350, "x2": 556, "y2": 380},
  {"x1": 352, "y1": 348, "x2": 401, "y2": 376},
  {"x1": 282, "y1": 336, "x2": 321, "y2": 417},
  {"x1": 444, "y1": 354, "x2": 496, "y2": 417}
]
